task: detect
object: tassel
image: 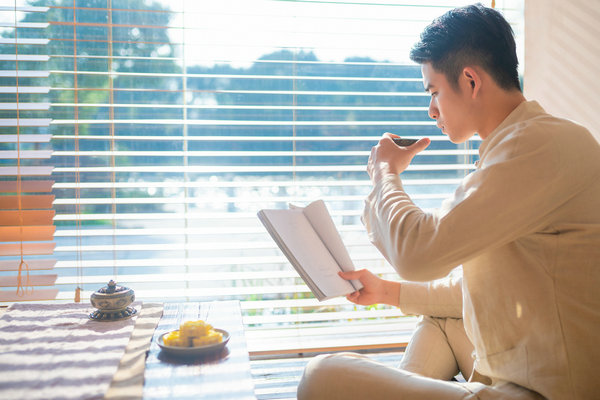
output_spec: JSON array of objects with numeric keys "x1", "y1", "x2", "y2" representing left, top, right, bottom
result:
[{"x1": 75, "y1": 287, "x2": 81, "y2": 303}]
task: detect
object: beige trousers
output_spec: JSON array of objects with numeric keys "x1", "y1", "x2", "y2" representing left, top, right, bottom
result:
[{"x1": 297, "y1": 317, "x2": 544, "y2": 400}]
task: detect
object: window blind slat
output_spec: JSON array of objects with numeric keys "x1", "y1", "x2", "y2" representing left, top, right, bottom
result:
[
  {"x1": 0, "y1": 259, "x2": 57, "y2": 271},
  {"x1": 0, "y1": 180, "x2": 54, "y2": 193},
  {"x1": 0, "y1": 86, "x2": 50, "y2": 93},
  {"x1": 0, "y1": 118, "x2": 52, "y2": 127},
  {"x1": 0, "y1": 102, "x2": 50, "y2": 109},
  {"x1": 0, "y1": 38, "x2": 49, "y2": 45},
  {"x1": 50, "y1": 177, "x2": 462, "y2": 189},
  {"x1": 51, "y1": 149, "x2": 475, "y2": 157},
  {"x1": 0, "y1": 225, "x2": 55, "y2": 242},
  {"x1": 0, "y1": 289, "x2": 59, "y2": 303},
  {"x1": 0, "y1": 210, "x2": 55, "y2": 226},
  {"x1": 0, "y1": 167, "x2": 54, "y2": 176},
  {"x1": 49, "y1": 193, "x2": 451, "y2": 207},
  {"x1": 0, "y1": 71, "x2": 50, "y2": 77},
  {"x1": 0, "y1": 55, "x2": 49, "y2": 61},
  {"x1": 51, "y1": 70, "x2": 422, "y2": 82},
  {"x1": 51, "y1": 164, "x2": 473, "y2": 173},
  {"x1": 51, "y1": 119, "x2": 435, "y2": 126},
  {"x1": 1, "y1": 135, "x2": 52, "y2": 143},
  {"x1": 0, "y1": 5, "x2": 48, "y2": 12},
  {"x1": 0, "y1": 150, "x2": 53, "y2": 159},
  {"x1": 0, "y1": 274, "x2": 57, "y2": 288},
  {"x1": 0, "y1": 242, "x2": 55, "y2": 256},
  {"x1": 0, "y1": 195, "x2": 54, "y2": 209},
  {"x1": 51, "y1": 135, "x2": 457, "y2": 142}
]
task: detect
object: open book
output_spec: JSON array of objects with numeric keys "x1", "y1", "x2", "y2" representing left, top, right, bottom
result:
[{"x1": 257, "y1": 200, "x2": 363, "y2": 301}]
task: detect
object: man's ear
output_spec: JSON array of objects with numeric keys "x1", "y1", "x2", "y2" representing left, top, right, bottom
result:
[{"x1": 462, "y1": 66, "x2": 481, "y2": 99}]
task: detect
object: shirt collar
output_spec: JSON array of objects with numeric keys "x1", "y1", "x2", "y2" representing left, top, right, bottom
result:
[{"x1": 478, "y1": 100, "x2": 546, "y2": 158}]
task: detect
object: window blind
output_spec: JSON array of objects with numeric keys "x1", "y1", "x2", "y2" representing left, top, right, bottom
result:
[
  {"x1": 0, "y1": 0, "x2": 523, "y2": 354},
  {"x1": 0, "y1": 3, "x2": 57, "y2": 302}
]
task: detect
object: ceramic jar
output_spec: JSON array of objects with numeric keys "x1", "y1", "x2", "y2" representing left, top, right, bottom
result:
[{"x1": 89, "y1": 280, "x2": 137, "y2": 321}]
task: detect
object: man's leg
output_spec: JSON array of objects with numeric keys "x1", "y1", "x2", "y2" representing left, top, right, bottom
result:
[
  {"x1": 297, "y1": 317, "x2": 544, "y2": 400},
  {"x1": 297, "y1": 352, "x2": 477, "y2": 400},
  {"x1": 297, "y1": 317, "x2": 475, "y2": 399},
  {"x1": 400, "y1": 316, "x2": 474, "y2": 381},
  {"x1": 297, "y1": 352, "x2": 544, "y2": 400}
]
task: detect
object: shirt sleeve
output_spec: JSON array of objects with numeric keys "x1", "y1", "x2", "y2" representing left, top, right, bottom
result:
[
  {"x1": 398, "y1": 270, "x2": 463, "y2": 318},
  {"x1": 362, "y1": 125, "x2": 590, "y2": 281}
]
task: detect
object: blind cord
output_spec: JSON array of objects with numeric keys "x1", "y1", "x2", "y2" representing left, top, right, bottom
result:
[
  {"x1": 108, "y1": 0, "x2": 118, "y2": 280},
  {"x1": 15, "y1": 0, "x2": 32, "y2": 297},
  {"x1": 73, "y1": 0, "x2": 83, "y2": 303}
]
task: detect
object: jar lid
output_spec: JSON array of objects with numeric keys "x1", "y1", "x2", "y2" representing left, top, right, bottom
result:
[{"x1": 96, "y1": 280, "x2": 130, "y2": 295}]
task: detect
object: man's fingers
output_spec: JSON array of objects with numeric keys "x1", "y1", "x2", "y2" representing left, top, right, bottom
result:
[
  {"x1": 411, "y1": 137, "x2": 431, "y2": 153},
  {"x1": 346, "y1": 290, "x2": 363, "y2": 304},
  {"x1": 346, "y1": 291, "x2": 359, "y2": 300},
  {"x1": 339, "y1": 270, "x2": 362, "y2": 280}
]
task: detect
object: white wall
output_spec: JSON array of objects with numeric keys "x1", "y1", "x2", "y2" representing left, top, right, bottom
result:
[{"x1": 523, "y1": 0, "x2": 600, "y2": 140}]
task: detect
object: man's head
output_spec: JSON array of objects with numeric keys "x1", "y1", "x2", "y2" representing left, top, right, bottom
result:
[{"x1": 410, "y1": 3, "x2": 521, "y2": 92}]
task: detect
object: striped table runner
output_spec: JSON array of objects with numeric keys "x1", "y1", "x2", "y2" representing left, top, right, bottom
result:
[{"x1": 0, "y1": 302, "x2": 162, "y2": 400}]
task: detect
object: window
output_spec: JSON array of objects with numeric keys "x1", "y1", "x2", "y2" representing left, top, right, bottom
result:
[{"x1": 1, "y1": 0, "x2": 523, "y2": 353}]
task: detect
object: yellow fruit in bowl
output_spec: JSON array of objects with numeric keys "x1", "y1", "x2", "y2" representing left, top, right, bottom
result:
[
  {"x1": 180, "y1": 320, "x2": 211, "y2": 339},
  {"x1": 163, "y1": 330, "x2": 183, "y2": 347},
  {"x1": 163, "y1": 319, "x2": 223, "y2": 348},
  {"x1": 192, "y1": 330, "x2": 223, "y2": 347}
]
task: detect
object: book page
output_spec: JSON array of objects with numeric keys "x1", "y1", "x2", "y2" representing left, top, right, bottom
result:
[
  {"x1": 258, "y1": 208, "x2": 356, "y2": 300},
  {"x1": 302, "y1": 200, "x2": 363, "y2": 291}
]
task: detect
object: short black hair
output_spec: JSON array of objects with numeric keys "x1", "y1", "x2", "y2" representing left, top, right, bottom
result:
[{"x1": 410, "y1": 3, "x2": 521, "y2": 92}]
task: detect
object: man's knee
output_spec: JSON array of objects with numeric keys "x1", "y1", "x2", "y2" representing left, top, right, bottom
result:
[{"x1": 297, "y1": 353, "x2": 360, "y2": 400}]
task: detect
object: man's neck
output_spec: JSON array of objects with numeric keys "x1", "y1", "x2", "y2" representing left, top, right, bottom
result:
[{"x1": 478, "y1": 90, "x2": 526, "y2": 140}]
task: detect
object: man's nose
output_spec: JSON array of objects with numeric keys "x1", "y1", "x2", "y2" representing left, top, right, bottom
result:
[{"x1": 428, "y1": 102, "x2": 439, "y2": 120}]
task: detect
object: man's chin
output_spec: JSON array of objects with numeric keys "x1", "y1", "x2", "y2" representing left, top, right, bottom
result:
[
  {"x1": 448, "y1": 136, "x2": 470, "y2": 144},
  {"x1": 445, "y1": 132, "x2": 467, "y2": 144},
  {"x1": 442, "y1": 128, "x2": 468, "y2": 144},
  {"x1": 445, "y1": 129, "x2": 476, "y2": 144}
]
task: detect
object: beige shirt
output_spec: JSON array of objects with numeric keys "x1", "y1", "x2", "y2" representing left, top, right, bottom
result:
[{"x1": 363, "y1": 101, "x2": 600, "y2": 400}]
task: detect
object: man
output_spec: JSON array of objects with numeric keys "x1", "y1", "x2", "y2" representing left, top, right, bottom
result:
[{"x1": 297, "y1": 4, "x2": 600, "y2": 399}]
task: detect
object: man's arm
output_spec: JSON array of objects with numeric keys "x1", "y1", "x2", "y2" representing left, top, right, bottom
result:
[
  {"x1": 339, "y1": 268, "x2": 463, "y2": 319},
  {"x1": 398, "y1": 272, "x2": 462, "y2": 318},
  {"x1": 362, "y1": 127, "x2": 584, "y2": 281}
]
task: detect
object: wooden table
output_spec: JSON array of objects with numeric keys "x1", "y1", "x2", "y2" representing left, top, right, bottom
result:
[{"x1": 143, "y1": 300, "x2": 256, "y2": 400}]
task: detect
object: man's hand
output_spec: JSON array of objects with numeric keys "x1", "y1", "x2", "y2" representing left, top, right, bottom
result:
[
  {"x1": 367, "y1": 133, "x2": 430, "y2": 182},
  {"x1": 339, "y1": 269, "x2": 400, "y2": 307}
]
